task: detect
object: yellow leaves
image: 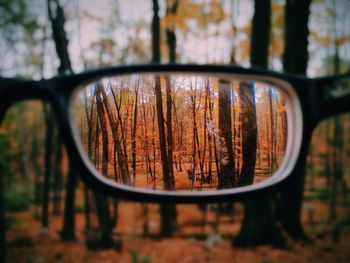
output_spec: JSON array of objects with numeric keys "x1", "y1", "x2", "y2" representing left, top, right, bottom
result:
[
  {"x1": 271, "y1": 2, "x2": 284, "y2": 30},
  {"x1": 162, "y1": 13, "x2": 188, "y2": 31},
  {"x1": 79, "y1": 10, "x2": 102, "y2": 22},
  {"x1": 91, "y1": 38, "x2": 115, "y2": 54},
  {"x1": 178, "y1": 1, "x2": 202, "y2": 18},
  {"x1": 270, "y1": 35, "x2": 284, "y2": 57},
  {"x1": 162, "y1": 0, "x2": 226, "y2": 32},
  {"x1": 241, "y1": 24, "x2": 251, "y2": 36},
  {"x1": 336, "y1": 34, "x2": 350, "y2": 46},
  {"x1": 310, "y1": 32, "x2": 350, "y2": 46},
  {"x1": 311, "y1": 31, "x2": 332, "y2": 45},
  {"x1": 236, "y1": 39, "x2": 250, "y2": 62}
]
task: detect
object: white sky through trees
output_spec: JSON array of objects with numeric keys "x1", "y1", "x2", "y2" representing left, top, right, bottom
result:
[{"x1": 0, "y1": 0, "x2": 349, "y2": 78}]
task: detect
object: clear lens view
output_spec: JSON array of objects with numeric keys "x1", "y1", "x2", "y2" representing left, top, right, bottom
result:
[{"x1": 72, "y1": 73, "x2": 288, "y2": 191}]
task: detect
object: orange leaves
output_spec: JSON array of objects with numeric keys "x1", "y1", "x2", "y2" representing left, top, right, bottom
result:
[
  {"x1": 270, "y1": 2, "x2": 284, "y2": 58},
  {"x1": 336, "y1": 34, "x2": 350, "y2": 46},
  {"x1": 310, "y1": 32, "x2": 332, "y2": 46},
  {"x1": 310, "y1": 31, "x2": 350, "y2": 47},
  {"x1": 162, "y1": 13, "x2": 188, "y2": 31},
  {"x1": 90, "y1": 38, "x2": 115, "y2": 54},
  {"x1": 162, "y1": 0, "x2": 226, "y2": 32}
]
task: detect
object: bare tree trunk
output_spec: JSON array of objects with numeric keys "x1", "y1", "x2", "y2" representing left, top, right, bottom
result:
[
  {"x1": 42, "y1": 104, "x2": 54, "y2": 230},
  {"x1": 131, "y1": 84, "x2": 139, "y2": 185},
  {"x1": 166, "y1": 0, "x2": 178, "y2": 62},
  {"x1": 0, "y1": 143, "x2": 6, "y2": 263},
  {"x1": 218, "y1": 80, "x2": 236, "y2": 188},
  {"x1": 268, "y1": 88, "x2": 274, "y2": 172},
  {"x1": 93, "y1": 87, "x2": 113, "y2": 247},
  {"x1": 208, "y1": 88, "x2": 220, "y2": 179},
  {"x1": 166, "y1": 77, "x2": 175, "y2": 188},
  {"x1": 52, "y1": 138, "x2": 63, "y2": 215},
  {"x1": 237, "y1": 83, "x2": 257, "y2": 186},
  {"x1": 61, "y1": 164, "x2": 77, "y2": 240},
  {"x1": 47, "y1": 0, "x2": 78, "y2": 241},
  {"x1": 100, "y1": 85, "x2": 130, "y2": 184},
  {"x1": 234, "y1": 0, "x2": 285, "y2": 247},
  {"x1": 279, "y1": 0, "x2": 311, "y2": 240}
]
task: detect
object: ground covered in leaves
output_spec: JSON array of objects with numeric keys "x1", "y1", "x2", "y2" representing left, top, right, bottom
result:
[{"x1": 6, "y1": 200, "x2": 350, "y2": 263}]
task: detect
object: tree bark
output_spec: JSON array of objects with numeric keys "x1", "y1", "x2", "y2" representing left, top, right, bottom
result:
[
  {"x1": 152, "y1": 0, "x2": 161, "y2": 64},
  {"x1": 0, "y1": 143, "x2": 6, "y2": 263},
  {"x1": 237, "y1": 82, "x2": 257, "y2": 186},
  {"x1": 41, "y1": 104, "x2": 54, "y2": 230},
  {"x1": 61, "y1": 164, "x2": 77, "y2": 240},
  {"x1": 47, "y1": 0, "x2": 79, "y2": 241},
  {"x1": 100, "y1": 85, "x2": 130, "y2": 184},
  {"x1": 47, "y1": 0, "x2": 72, "y2": 74},
  {"x1": 166, "y1": 0, "x2": 179, "y2": 63},
  {"x1": 52, "y1": 138, "x2": 63, "y2": 215},
  {"x1": 152, "y1": 0, "x2": 177, "y2": 236},
  {"x1": 234, "y1": 0, "x2": 286, "y2": 247},
  {"x1": 218, "y1": 80, "x2": 236, "y2": 189},
  {"x1": 94, "y1": 87, "x2": 113, "y2": 247},
  {"x1": 279, "y1": 0, "x2": 311, "y2": 240}
]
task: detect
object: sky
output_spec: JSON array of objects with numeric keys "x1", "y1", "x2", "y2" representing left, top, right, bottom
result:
[{"x1": 0, "y1": 0, "x2": 350, "y2": 78}]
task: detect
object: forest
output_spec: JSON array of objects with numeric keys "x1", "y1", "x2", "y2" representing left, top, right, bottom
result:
[
  {"x1": 74, "y1": 74, "x2": 287, "y2": 190},
  {"x1": 1, "y1": 0, "x2": 350, "y2": 262}
]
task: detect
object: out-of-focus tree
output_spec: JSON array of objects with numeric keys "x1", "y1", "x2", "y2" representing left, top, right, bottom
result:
[
  {"x1": 234, "y1": 0, "x2": 286, "y2": 248},
  {"x1": 46, "y1": 0, "x2": 78, "y2": 241},
  {"x1": 278, "y1": 0, "x2": 312, "y2": 240}
]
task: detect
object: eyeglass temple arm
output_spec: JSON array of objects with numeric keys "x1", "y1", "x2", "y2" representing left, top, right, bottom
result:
[{"x1": 315, "y1": 72, "x2": 350, "y2": 121}]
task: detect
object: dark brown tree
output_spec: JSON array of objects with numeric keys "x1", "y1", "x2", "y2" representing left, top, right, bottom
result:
[
  {"x1": 234, "y1": 0, "x2": 285, "y2": 247},
  {"x1": 93, "y1": 86, "x2": 114, "y2": 247},
  {"x1": 166, "y1": 0, "x2": 179, "y2": 62},
  {"x1": 47, "y1": 0, "x2": 78, "y2": 241},
  {"x1": 52, "y1": 139, "x2": 63, "y2": 216},
  {"x1": 237, "y1": 82, "x2": 257, "y2": 187},
  {"x1": 41, "y1": 103, "x2": 54, "y2": 230},
  {"x1": 278, "y1": 0, "x2": 311, "y2": 240},
  {"x1": 100, "y1": 85, "x2": 130, "y2": 184},
  {"x1": 152, "y1": 0, "x2": 177, "y2": 236},
  {"x1": 218, "y1": 80, "x2": 236, "y2": 188}
]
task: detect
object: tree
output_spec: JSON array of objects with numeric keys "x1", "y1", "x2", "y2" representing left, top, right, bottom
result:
[
  {"x1": 218, "y1": 80, "x2": 236, "y2": 189},
  {"x1": 278, "y1": 0, "x2": 311, "y2": 240},
  {"x1": 165, "y1": 0, "x2": 179, "y2": 62},
  {"x1": 41, "y1": 103, "x2": 54, "y2": 230},
  {"x1": 92, "y1": 85, "x2": 114, "y2": 247},
  {"x1": 234, "y1": 0, "x2": 286, "y2": 247},
  {"x1": 152, "y1": 0, "x2": 177, "y2": 236},
  {"x1": 46, "y1": 0, "x2": 77, "y2": 241}
]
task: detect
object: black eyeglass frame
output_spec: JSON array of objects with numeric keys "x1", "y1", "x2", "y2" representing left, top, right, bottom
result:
[{"x1": 1, "y1": 64, "x2": 349, "y2": 203}]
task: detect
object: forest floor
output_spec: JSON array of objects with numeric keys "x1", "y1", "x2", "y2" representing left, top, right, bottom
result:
[{"x1": 6, "y1": 196, "x2": 350, "y2": 263}]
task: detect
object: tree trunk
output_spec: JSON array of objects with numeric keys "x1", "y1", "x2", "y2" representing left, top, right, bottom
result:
[
  {"x1": 166, "y1": 0, "x2": 179, "y2": 63},
  {"x1": 47, "y1": 0, "x2": 72, "y2": 73},
  {"x1": 234, "y1": 0, "x2": 286, "y2": 247},
  {"x1": 0, "y1": 145, "x2": 6, "y2": 263},
  {"x1": 152, "y1": 0, "x2": 177, "y2": 236},
  {"x1": 279, "y1": 0, "x2": 311, "y2": 240},
  {"x1": 61, "y1": 164, "x2": 77, "y2": 240},
  {"x1": 100, "y1": 85, "x2": 130, "y2": 184},
  {"x1": 94, "y1": 87, "x2": 113, "y2": 247},
  {"x1": 237, "y1": 83, "x2": 257, "y2": 186},
  {"x1": 131, "y1": 85, "x2": 139, "y2": 185},
  {"x1": 42, "y1": 104, "x2": 54, "y2": 230},
  {"x1": 218, "y1": 80, "x2": 236, "y2": 188},
  {"x1": 52, "y1": 138, "x2": 63, "y2": 215},
  {"x1": 152, "y1": 0, "x2": 161, "y2": 64},
  {"x1": 47, "y1": 0, "x2": 78, "y2": 241}
]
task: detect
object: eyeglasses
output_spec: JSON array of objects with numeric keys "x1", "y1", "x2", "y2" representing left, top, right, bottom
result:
[{"x1": 1, "y1": 64, "x2": 349, "y2": 203}]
